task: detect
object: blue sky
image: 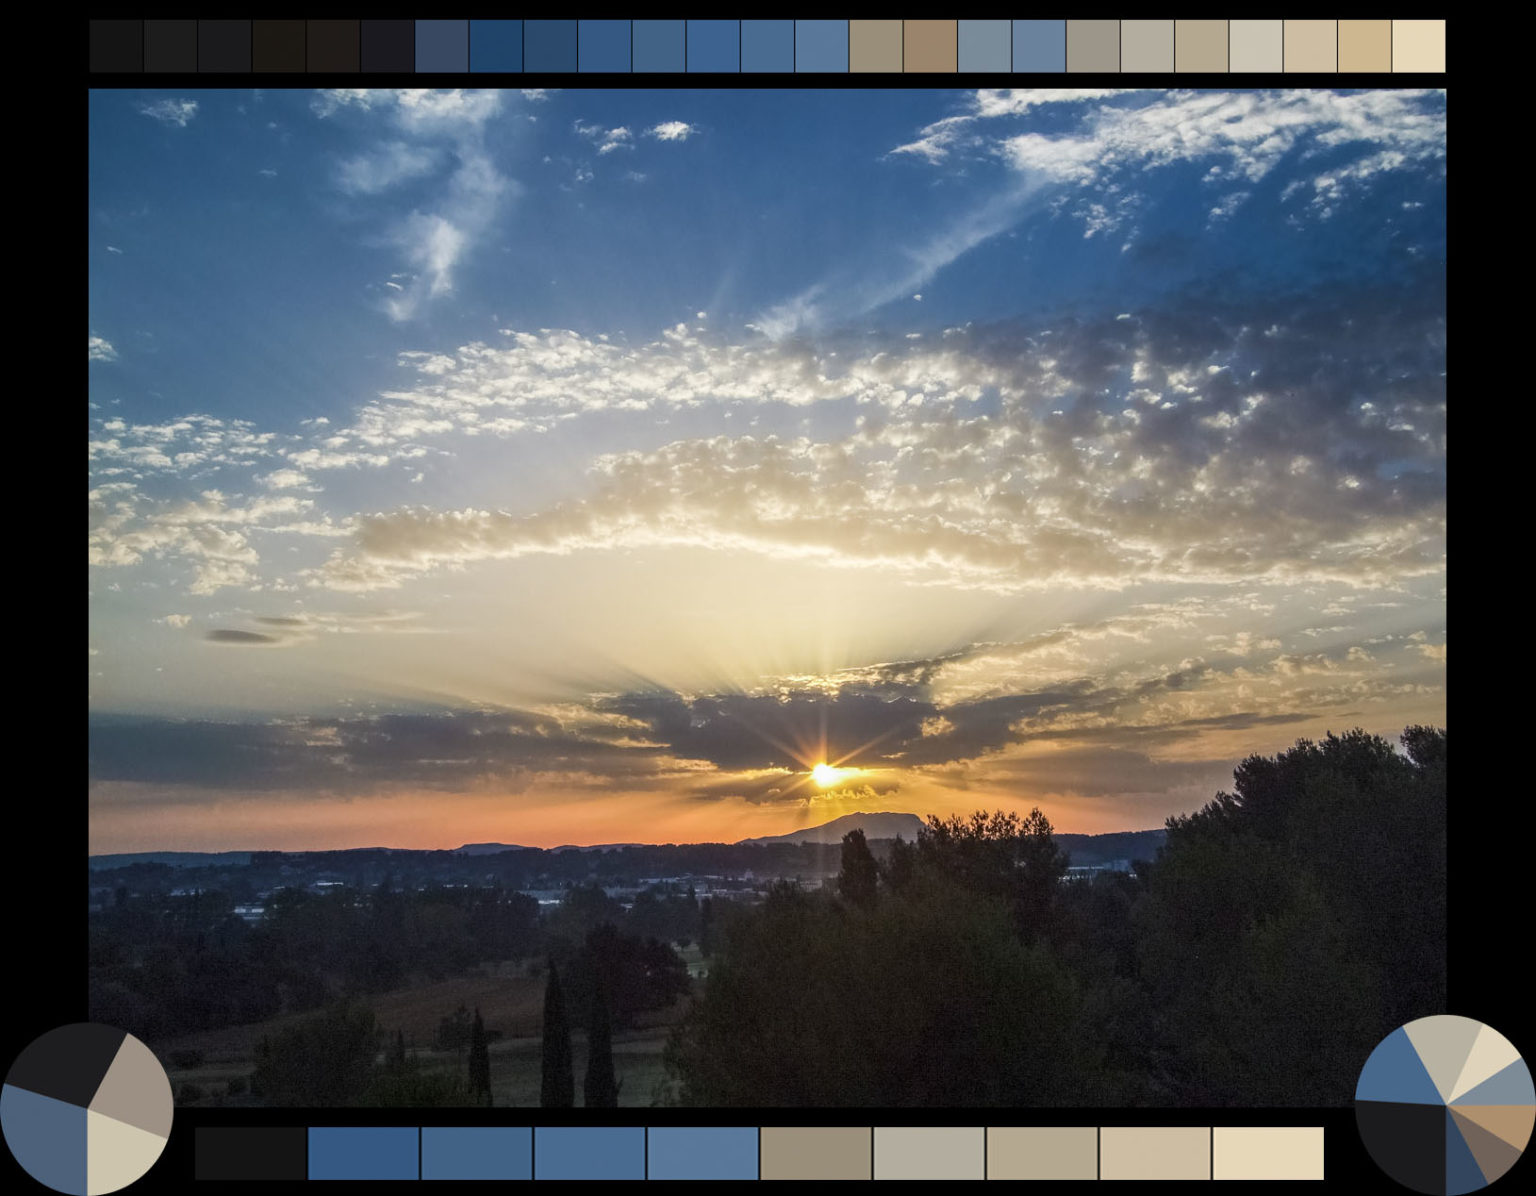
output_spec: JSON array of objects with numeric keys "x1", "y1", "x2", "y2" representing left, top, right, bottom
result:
[{"x1": 88, "y1": 88, "x2": 1446, "y2": 851}]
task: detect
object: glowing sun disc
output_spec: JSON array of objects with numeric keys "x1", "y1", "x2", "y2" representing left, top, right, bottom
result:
[{"x1": 812, "y1": 763, "x2": 840, "y2": 787}]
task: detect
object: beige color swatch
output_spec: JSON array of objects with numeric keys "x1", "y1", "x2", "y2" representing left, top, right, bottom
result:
[
  {"x1": 1450, "y1": 1106, "x2": 1536, "y2": 1152},
  {"x1": 760, "y1": 1127, "x2": 871, "y2": 1181},
  {"x1": 1100, "y1": 1126, "x2": 1210, "y2": 1181},
  {"x1": 1407, "y1": 1014, "x2": 1485, "y2": 1102},
  {"x1": 1230, "y1": 20, "x2": 1283, "y2": 72},
  {"x1": 1176, "y1": 21, "x2": 1229, "y2": 72},
  {"x1": 987, "y1": 1126, "x2": 1098, "y2": 1180},
  {"x1": 1121, "y1": 21, "x2": 1173, "y2": 73},
  {"x1": 1449, "y1": 1023, "x2": 1522, "y2": 1103},
  {"x1": 87, "y1": 1036, "x2": 174, "y2": 1138},
  {"x1": 1393, "y1": 20, "x2": 1446, "y2": 72},
  {"x1": 1067, "y1": 20, "x2": 1120, "y2": 72},
  {"x1": 1339, "y1": 20, "x2": 1391, "y2": 72},
  {"x1": 1213, "y1": 1127, "x2": 1325, "y2": 1180},
  {"x1": 849, "y1": 21, "x2": 902, "y2": 73},
  {"x1": 86, "y1": 1109, "x2": 169, "y2": 1196},
  {"x1": 904, "y1": 21, "x2": 957, "y2": 72},
  {"x1": 873, "y1": 1126, "x2": 983, "y2": 1180},
  {"x1": 1285, "y1": 20, "x2": 1337, "y2": 72}
]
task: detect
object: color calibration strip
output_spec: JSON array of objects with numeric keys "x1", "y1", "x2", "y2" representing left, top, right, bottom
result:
[
  {"x1": 194, "y1": 1125, "x2": 1325, "y2": 1181},
  {"x1": 90, "y1": 19, "x2": 1446, "y2": 74}
]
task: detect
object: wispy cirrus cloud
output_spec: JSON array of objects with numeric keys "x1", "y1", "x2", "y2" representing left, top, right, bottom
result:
[
  {"x1": 313, "y1": 89, "x2": 517, "y2": 322},
  {"x1": 138, "y1": 98, "x2": 198, "y2": 127}
]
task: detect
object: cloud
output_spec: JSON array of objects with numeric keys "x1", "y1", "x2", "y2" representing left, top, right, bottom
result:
[
  {"x1": 574, "y1": 120, "x2": 632, "y2": 155},
  {"x1": 887, "y1": 89, "x2": 1444, "y2": 244},
  {"x1": 206, "y1": 629, "x2": 282, "y2": 645},
  {"x1": 312, "y1": 90, "x2": 512, "y2": 321},
  {"x1": 309, "y1": 278, "x2": 1444, "y2": 597},
  {"x1": 89, "y1": 335, "x2": 117, "y2": 362},
  {"x1": 336, "y1": 141, "x2": 443, "y2": 194},
  {"x1": 157, "y1": 614, "x2": 192, "y2": 628},
  {"x1": 138, "y1": 98, "x2": 198, "y2": 128},
  {"x1": 647, "y1": 121, "x2": 696, "y2": 142}
]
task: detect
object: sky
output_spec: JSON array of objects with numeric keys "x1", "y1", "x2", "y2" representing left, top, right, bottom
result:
[{"x1": 88, "y1": 87, "x2": 1446, "y2": 854}]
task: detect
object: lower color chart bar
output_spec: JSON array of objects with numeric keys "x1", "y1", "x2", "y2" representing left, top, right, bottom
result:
[{"x1": 189, "y1": 1124, "x2": 1325, "y2": 1180}]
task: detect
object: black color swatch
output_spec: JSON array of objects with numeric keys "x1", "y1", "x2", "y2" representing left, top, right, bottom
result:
[
  {"x1": 195, "y1": 1127, "x2": 308, "y2": 1182},
  {"x1": 1357, "y1": 1100, "x2": 1451, "y2": 1195},
  {"x1": 308, "y1": 20, "x2": 360, "y2": 73},
  {"x1": 89, "y1": 20, "x2": 142, "y2": 72},
  {"x1": 197, "y1": 21, "x2": 252, "y2": 73},
  {"x1": 362, "y1": 20, "x2": 415, "y2": 73},
  {"x1": 253, "y1": 21, "x2": 306, "y2": 73},
  {"x1": 3, "y1": 1023, "x2": 126, "y2": 1107},
  {"x1": 143, "y1": 20, "x2": 196, "y2": 73}
]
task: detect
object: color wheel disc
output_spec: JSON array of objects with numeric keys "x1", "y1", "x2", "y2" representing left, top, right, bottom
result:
[
  {"x1": 2, "y1": 1024, "x2": 173, "y2": 1195},
  {"x1": 1357, "y1": 1015, "x2": 1533, "y2": 1194}
]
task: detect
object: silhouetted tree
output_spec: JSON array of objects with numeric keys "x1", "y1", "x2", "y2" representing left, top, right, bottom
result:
[
  {"x1": 583, "y1": 981, "x2": 619, "y2": 1108},
  {"x1": 837, "y1": 829, "x2": 879, "y2": 908},
  {"x1": 468, "y1": 1008, "x2": 491, "y2": 1106},
  {"x1": 540, "y1": 959, "x2": 574, "y2": 1107}
]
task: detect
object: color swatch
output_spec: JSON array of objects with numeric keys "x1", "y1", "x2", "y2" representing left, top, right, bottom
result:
[
  {"x1": 1356, "y1": 1016, "x2": 1534, "y2": 1194},
  {"x1": 89, "y1": 19, "x2": 1449, "y2": 74},
  {"x1": 1, "y1": 1024, "x2": 173, "y2": 1196}
]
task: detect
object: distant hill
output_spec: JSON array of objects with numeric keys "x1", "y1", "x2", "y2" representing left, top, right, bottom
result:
[
  {"x1": 733, "y1": 814, "x2": 1166, "y2": 863},
  {"x1": 89, "y1": 823, "x2": 1167, "y2": 868},
  {"x1": 736, "y1": 812, "x2": 927, "y2": 846},
  {"x1": 89, "y1": 851, "x2": 254, "y2": 871}
]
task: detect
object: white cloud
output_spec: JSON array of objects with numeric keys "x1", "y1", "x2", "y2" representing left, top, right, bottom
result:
[
  {"x1": 157, "y1": 614, "x2": 193, "y2": 628},
  {"x1": 138, "y1": 98, "x2": 198, "y2": 128},
  {"x1": 89, "y1": 335, "x2": 117, "y2": 362},
  {"x1": 336, "y1": 141, "x2": 441, "y2": 194},
  {"x1": 648, "y1": 121, "x2": 696, "y2": 142},
  {"x1": 312, "y1": 90, "x2": 511, "y2": 323}
]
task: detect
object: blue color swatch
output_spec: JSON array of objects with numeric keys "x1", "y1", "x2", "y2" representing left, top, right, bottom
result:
[
  {"x1": 524, "y1": 20, "x2": 578, "y2": 73},
  {"x1": 742, "y1": 20, "x2": 794, "y2": 73},
  {"x1": 1445, "y1": 1108, "x2": 1487, "y2": 1196},
  {"x1": 648, "y1": 1126, "x2": 759, "y2": 1180},
  {"x1": 534, "y1": 1126, "x2": 646, "y2": 1181},
  {"x1": 1356, "y1": 1027, "x2": 1449, "y2": 1105},
  {"x1": 959, "y1": 20, "x2": 1012, "y2": 72},
  {"x1": 795, "y1": 20, "x2": 849, "y2": 73},
  {"x1": 633, "y1": 20, "x2": 685, "y2": 72},
  {"x1": 469, "y1": 21, "x2": 521, "y2": 73},
  {"x1": 579, "y1": 19, "x2": 631, "y2": 72},
  {"x1": 416, "y1": 20, "x2": 467, "y2": 73},
  {"x1": 1, "y1": 1086, "x2": 87, "y2": 1196},
  {"x1": 688, "y1": 20, "x2": 741, "y2": 73},
  {"x1": 421, "y1": 1127, "x2": 532, "y2": 1181},
  {"x1": 1014, "y1": 19, "x2": 1067, "y2": 72},
  {"x1": 308, "y1": 1127, "x2": 418, "y2": 1181}
]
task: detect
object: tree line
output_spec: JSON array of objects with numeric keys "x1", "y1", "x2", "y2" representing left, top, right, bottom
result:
[{"x1": 661, "y1": 727, "x2": 1446, "y2": 1107}]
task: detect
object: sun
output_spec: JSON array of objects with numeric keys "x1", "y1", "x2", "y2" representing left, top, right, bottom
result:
[{"x1": 811, "y1": 763, "x2": 841, "y2": 788}]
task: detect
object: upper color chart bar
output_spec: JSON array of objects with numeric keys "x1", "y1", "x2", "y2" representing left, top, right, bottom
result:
[{"x1": 90, "y1": 19, "x2": 1447, "y2": 73}]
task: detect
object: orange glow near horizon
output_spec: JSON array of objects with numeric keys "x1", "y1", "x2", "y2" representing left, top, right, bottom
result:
[{"x1": 87, "y1": 773, "x2": 1183, "y2": 856}]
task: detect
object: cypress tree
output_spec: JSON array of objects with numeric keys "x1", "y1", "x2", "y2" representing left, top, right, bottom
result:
[
  {"x1": 583, "y1": 980, "x2": 619, "y2": 1108},
  {"x1": 540, "y1": 960, "x2": 574, "y2": 1107},
  {"x1": 468, "y1": 1007, "x2": 491, "y2": 1106}
]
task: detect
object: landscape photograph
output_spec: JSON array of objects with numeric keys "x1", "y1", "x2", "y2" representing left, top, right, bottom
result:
[{"x1": 87, "y1": 86, "x2": 1447, "y2": 1109}]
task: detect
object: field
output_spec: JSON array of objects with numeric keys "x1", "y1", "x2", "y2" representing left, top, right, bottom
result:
[{"x1": 157, "y1": 949, "x2": 707, "y2": 1109}]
